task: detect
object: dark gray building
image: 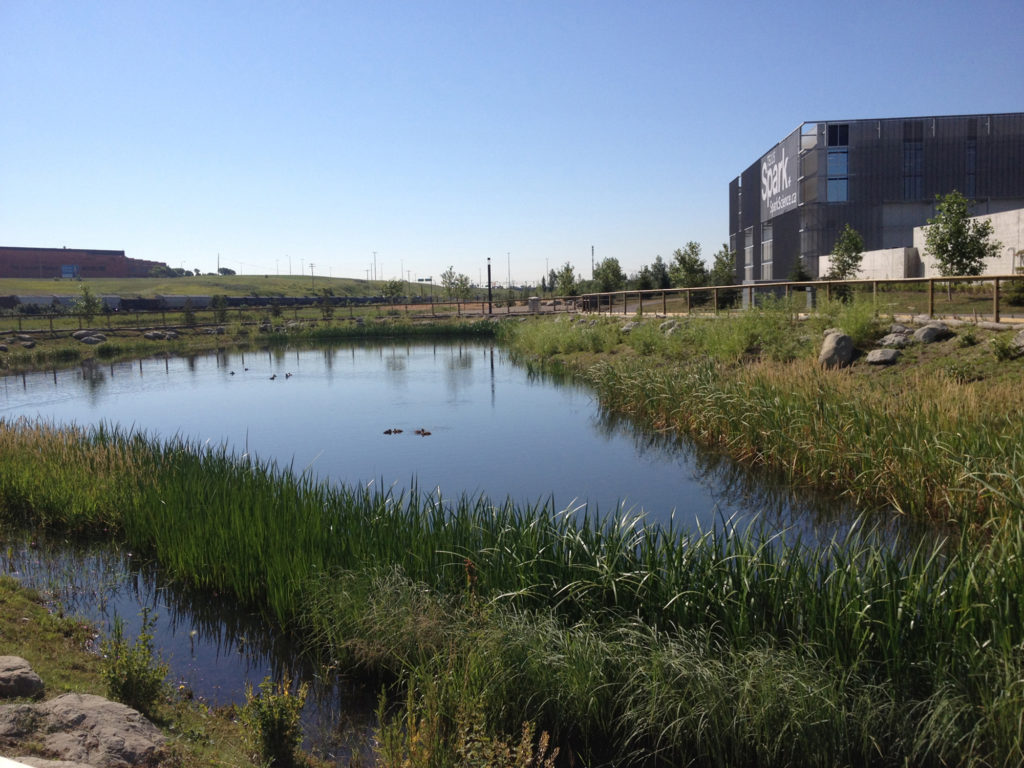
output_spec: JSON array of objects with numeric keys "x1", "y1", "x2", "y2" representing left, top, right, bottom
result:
[{"x1": 729, "y1": 113, "x2": 1024, "y2": 282}]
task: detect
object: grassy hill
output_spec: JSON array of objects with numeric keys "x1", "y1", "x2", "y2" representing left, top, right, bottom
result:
[{"x1": 0, "y1": 274, "x2": 413, "y2": 298}]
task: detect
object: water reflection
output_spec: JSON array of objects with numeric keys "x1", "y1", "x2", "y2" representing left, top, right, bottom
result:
[
  {"x1": 0, "y1": 531, "x2": 376, "y2": 764},
  {"x1": 0, "y1": 339, "x2": 869, "y2": 535}
]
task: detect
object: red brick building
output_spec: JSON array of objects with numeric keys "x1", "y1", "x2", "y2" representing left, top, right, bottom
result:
[{"x1": 0, "y1": 247, "x2": 168, "y2": 278}]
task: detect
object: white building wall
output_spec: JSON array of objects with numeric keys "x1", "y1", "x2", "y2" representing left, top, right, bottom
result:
[
  {"x1": 818, "y1": 247, "x2": 921, "y2": 280},
  {"x1": 914, "y1": 208, "x2": 1024, "y2": 277}
]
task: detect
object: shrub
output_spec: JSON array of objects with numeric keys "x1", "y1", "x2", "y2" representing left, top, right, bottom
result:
[
  {"x1": 240, "y1": 674, "x2": 309, "y2": 767},
  {"x1": 990, "y1": 335, "x2": 1018, "y2": 362},
  {"x1": 100, "y1": 608, "x2": 168, "y2": 717}
]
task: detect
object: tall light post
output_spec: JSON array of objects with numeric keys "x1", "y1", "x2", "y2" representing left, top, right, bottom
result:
[{"x1": 487, "y1": 257, "x2": 493, "y2": 315}]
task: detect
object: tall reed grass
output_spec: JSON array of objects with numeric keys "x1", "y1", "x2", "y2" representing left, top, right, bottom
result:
[{"x1": 1, "y1": 418, "x2": 1022, "y2": 765}]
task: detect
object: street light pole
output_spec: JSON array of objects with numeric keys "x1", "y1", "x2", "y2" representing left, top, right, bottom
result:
[{"x1": 487, "y1": 257, "x2": 492, "y2": 315}]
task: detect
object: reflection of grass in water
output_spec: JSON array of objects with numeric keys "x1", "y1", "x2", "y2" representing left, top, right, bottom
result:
[{"x1": 2, "y1": 419, "x2": 1024, "y2": 765}]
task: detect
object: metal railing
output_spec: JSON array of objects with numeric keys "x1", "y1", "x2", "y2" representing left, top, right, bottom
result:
[{"x1": 578, "y1": 275, "x2": 1024, "y2": 324}]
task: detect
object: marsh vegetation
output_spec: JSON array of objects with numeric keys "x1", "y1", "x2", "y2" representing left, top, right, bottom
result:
[{"x1": 3, "y1": 298, "x2": 1023, "y2": 766}]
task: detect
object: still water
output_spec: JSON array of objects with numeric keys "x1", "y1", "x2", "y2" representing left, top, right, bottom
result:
[
  {"x1": 0, "y1": 341, "x2": 817, "y2": 530},
  {"x1": 0, "y1": 341, "x2": 843, "y2": 761}
]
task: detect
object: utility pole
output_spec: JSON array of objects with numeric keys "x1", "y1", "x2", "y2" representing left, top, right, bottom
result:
[
  {"x1": 591, "y1": 245, "x2": 594, "y2": 279},
  {"x1": 487, "y1": 257, "x2": 493, "y2": 315},
  {"x1": 373, "y1": 252, "x2": 377, "y2": 282},
  {"x1": 310, "y1": 263, "x2": 316, "y2": 291}
]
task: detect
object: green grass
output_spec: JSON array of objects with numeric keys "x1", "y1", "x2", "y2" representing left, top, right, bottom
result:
[
  {"x1": 501, "y1": 301, "x2": 1024, "y2": 523},
  {"x1": 1, "y1": 419, "x2": 1023, "y2": 765}
]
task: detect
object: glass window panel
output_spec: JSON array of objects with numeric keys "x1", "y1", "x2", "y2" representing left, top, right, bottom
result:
[
  {"x1": 827, "y1": 178, "x2": 848, "y2": 202},
  {"x1": 827, "y1": 148, "x2": 848, "y2": 176}
]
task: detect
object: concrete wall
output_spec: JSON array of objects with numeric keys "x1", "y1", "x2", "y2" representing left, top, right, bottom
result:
[
  {"x1": 818, "y1": 247, "x2": 921, "y2": 280},
  {"x1": 914, "y1": 207, "x2": 1024, "y2": 277}
]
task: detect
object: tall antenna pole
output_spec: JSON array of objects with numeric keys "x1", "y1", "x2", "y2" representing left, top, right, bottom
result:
[{"x1": 591, "y1": 245, "x2": 594, "y2": 278}]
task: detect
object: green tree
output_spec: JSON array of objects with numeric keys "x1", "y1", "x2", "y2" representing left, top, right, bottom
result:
[
  {"x1": 382, "y1": 279, "x2": 404, "y2": 304},
  {"x1": 592, "y1": 257, "x2": 625, "y2": 292},
  {"x1": 547, "y1": 268, "x2": 558, "y2": 293},
  {"x1": 182, "y1": 298, "x2": 196, "y2": 326},
  {"x1": 555, "y1": 262, "x2": 578, "y2": 296},
  {"x1": 440, "y1": 266, "x2": 459, "y2": 299},
  {"x1": 708, "y1": 243, "x2": 737, "y2": 287},
  {"x1": 218, "y1": 267, "x2": 236, "y2": 276},
  {"x1": 634, "y1": 265, "x2": 654, "y2": 290},
  {"x1": 924, "y1": 190, "x2": 1001, "y2": 277},
  {"x1": 317, "y1": 288, "x2": 335, "y2": 320},
  {"x1": 825, "y1": 224, "x2": 864, "y2": 280},
  {"x1": 650, "y1": 255, "x2": 671, "y2": 289},
  {"x1": 75, "y1": 285, "x2": 103, "y2": 324},
  {"x1": 454, "y1": 273, "x2": 473, "y2": 300},
  {"x1": 211, "y1": 294, "x2": 229, "y2": 324},
  {"x1": 788, "y1": 257, "x2": 812, "y2": 282},
  {"x1": 708, "y1": 244, "x2": 740, "y2": 308},
  {"x1": 669, "y1": 242, "x2": 707, "y2": 288}
]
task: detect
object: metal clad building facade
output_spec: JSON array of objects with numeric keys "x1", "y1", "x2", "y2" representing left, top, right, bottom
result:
[{"x1": 729, "y1": 113, "x2": 1024, "y2": 282}]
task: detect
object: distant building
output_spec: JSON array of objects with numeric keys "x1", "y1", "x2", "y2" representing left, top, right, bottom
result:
[
  {"x1": 0, "y1": 246, "x2": 168, "y2": 278},
  {"x1": 729, "y1": 113, "x2": 1024, "y2": 282}
]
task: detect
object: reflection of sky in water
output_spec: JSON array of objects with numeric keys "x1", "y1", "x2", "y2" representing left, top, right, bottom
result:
[
  {"x1": 0, "y1": 534, "x2": 374, "y2": 763},
  {"x1": 0, "y1": 341, "x2": 858, "y2": 536}
]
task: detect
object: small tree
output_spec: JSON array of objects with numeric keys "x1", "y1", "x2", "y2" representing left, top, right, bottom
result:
[
  {"x1": 592, "y1": 257, "x2": 625, "y2": 292},
  {"x1": 211, "y1": 294, "x2": 229, "y2": 324},
  {"x1": 75, "y1": 286, "x2": 103, "y2": 325},
  {"x1": 555, "y1": 262, "x2": 578, "y2": 296},
  {"x1": 453, "y1": 273, "x2": 472, "y2": 300},
  {"x1": 382, "y1": 279, "x2": 404, "y2": 304},
  {"x1": 218, "y1": 267, "x2": 236, "y2": 276},
  {"x1": 649, "y1": 255, "x2": 671, "y2": 289},
  {"x1": 825, "y1": 224, "x2": 864, "y2": 280},
  {"x1": 182, "y1": 298, "x2": 196, "y2": 326},
  {"x1": 318, "y1": 289, "x2": 335, "y2": 320},
  {"x1": 924, "y1": 190, "x2": 1001, "y2": 277},
  {"x1": 788, "y1": 257, "x2": 812, "y2": 282},
  {"x1": 634, "y1": 265, "x2": 654, "y2": 290},
  {"x1": 708, "y1": 243, "x2": 740, "y2": 308},
  {"x1": 669, "y1": 242, "x2": 707, "y2": 288},
  {"x1": 440, "y1": 266, "x2": 459, "y2": 299}
]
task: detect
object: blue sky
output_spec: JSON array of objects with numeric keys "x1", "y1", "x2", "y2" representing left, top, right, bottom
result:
[{"x1": 2, "y1": 0, "x2": 1022, "y2": 286}]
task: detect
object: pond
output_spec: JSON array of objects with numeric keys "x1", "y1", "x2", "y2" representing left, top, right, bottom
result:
[
  {"x1": 0, "y1": 340, "x2": 855, "y2": 761},
  {"x1": 0, "y1": 341, "x2": 826, "y2": 531}
]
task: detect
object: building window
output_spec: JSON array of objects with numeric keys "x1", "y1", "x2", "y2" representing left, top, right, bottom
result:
[
  {"x1": 965, "y1": 138, "x2": 977, "y2": 199},
  {"x1": 827, "y1": 177, "x2": 848, "y2": 202},
  {"x1": 826, "y1": 123, "x2": 849, "y2": 202},
  {"x1": 903, "y1": 140, "x2": 923, "y2": 200},
  {"x1": 761, "y1": 223, "x2": 773, "y2": 281},
  {"x1": 744, "y1": 228, "x2": 754, "y2": 282}
]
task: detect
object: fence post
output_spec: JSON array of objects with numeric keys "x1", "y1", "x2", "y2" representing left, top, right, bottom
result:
[
  {"x1": 927, "y1": 279, "x2": 934, "y2": 318},
  {"x1": 622, "y1": 292, "x2": 627, "y2": 315},
  {"x1": 713, "y1": 287, "x2": 719, "y2": 315},
  {"x1": 638, "y1": 293, "x2": 643, "y2": 316},
  {"x1": 685, "y1": 290, "x2": 691, "y2": 315},
  {"x1": 993, "y1": 277, "x2": 1001, "y2": 323},
  {"x1": 662, "y1": 291, "x2": 666, "y2": 315}
]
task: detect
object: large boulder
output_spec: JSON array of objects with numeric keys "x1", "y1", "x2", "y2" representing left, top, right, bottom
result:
[
  {"x1": 867, "y1": 348, "x2": 900, "y2": 365},
  {"x1": 819, "y1": 332, "x2": 855, "y2": 369},
  {"x1": 30, "y1": 693, "x2": 166, "y2": 767},
  {"x1": 0, "y1": 656, "x2": 44, "y2": 699},
  {"x1": 913, "y1": 322, "x2": 954, "y2": 344},
  {"x1": 878, "y1": 332, "x2": 910, "y2": 348}
]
